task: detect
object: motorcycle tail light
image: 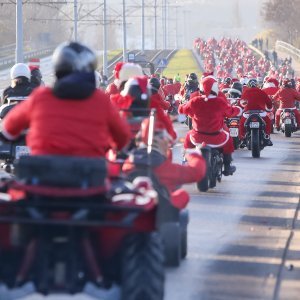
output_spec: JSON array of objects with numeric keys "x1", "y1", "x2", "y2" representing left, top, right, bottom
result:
[
  {"x1": 230, "y1": 121, "x2": 238, "y2": 126},
  {"x1": 251, "y1": 117, "x2": 258, "y2": 122},
  {"x1": 285, "y1": 112, "x2": 290, "y2": 117}
]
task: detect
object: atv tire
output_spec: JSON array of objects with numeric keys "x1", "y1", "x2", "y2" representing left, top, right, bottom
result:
[{"x1": 122, "y1": 233, "x2": 164, "y2": 300}]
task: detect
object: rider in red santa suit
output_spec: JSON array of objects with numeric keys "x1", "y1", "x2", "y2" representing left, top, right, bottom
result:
[
  {"x1": 178, "y1": 76, "x2": 242, "y2": 176},
  {"x1": 123, "y1": 119, "x2": 206, "y2": 209},
  {"x1": 239, "y1": 78, "x2": 273, "y2": 146},
  {"x1": 262, "y1": 78, "x2": 279, "y2": 96},
  {"x1": 273, "y1": 78, "x2": 300, "y2": 130},
  {"x1": 105, "y1": 62, "x2": 124, "y2": 97},
  {"x1": 2, "y1": 42, "x2": 131, "y2": 157}
]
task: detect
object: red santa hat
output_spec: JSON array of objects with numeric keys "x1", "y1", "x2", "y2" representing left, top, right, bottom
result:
[
  {"x1": 121, "y1": 75, "x2": 149, "y2": 101},
  {"x1": 203, "y1": 71, "x2": 214, "y2": 78},
  {"x1": 267, "y1": 77, "x2": 279, "y2": 88},
  {"x1": 117, "y1": 63, "x2": 143, "y2": 88},
  {"x1": 113, "y1": 62, "x2": 125, "y2": 80},
  {"x1": 200, "y1": 76, "x2": 219, "y2": 100}
]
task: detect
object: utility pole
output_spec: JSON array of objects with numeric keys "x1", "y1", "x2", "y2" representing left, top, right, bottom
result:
[
  {"x1": 122, "y1": 0, "x2": 127, "y2": 62},
  {"x1": 141, "y1": 0, "x2": 145, "y2": 52},
  {"x1": 162, "y1": 0, "x2": 167, "y2": 49},
  {"x1": 74, "y1": 0, "x2": 78, "y2": 41},
  {"x1": 103, "y1": 0, "x2": 108, "y2": 76},
  {"x1": 16, "y1": 0, "x2": 24, "y2": 63},
  {"x1": 154, "y1": 0, "x2": 157, "y2": 50},
  {"x1": 175, "y1": 6, "x2": 178, "y2": 49}
]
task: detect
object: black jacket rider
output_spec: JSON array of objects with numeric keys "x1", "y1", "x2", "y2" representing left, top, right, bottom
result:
[{"x1": 2, "y1": 76, "x2": 33, "y2": 105}]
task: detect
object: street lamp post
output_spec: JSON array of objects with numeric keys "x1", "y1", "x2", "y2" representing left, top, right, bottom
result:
[
  {"x1": 16, "y1": 0, "x2": 24, "y2": 63},
  {"x1": 154, "y1": 0, "x2": 157, "y2": 49},
  {"x1": 141, "y1": 0, "x2": 145, "y2": 52},
  {"x1": 103, "y1": 0, "x2": 108, "y2": 76},
  {"x1": 122, "y1": 0, "x2": 127, "y2": 62},
  {"x1": 74, "y1": 0, "x2": 78, "y2": 41}
]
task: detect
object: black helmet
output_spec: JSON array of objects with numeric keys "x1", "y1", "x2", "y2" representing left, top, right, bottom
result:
[
  {"x1": 247, "y1": 78, "x2": 258, "y2": 88},
  {"x1": 228, "y1": 82, "x2": 242, "y2": 98},
  {"x1": 290, "y1": 78, "x2": 296, "y2": 89},
  {"x1": 224, "y1": 77, "x2": 232, "y2": 85},
  {"x1": 149, "y1": 77, "x2": 161, "y2": 92},
  {"x1": 52, "y1": 42, "x2": 97, "y2": 78},
  {"x1": 187, "y1": 72, "x2": 198, "y2": 85}
]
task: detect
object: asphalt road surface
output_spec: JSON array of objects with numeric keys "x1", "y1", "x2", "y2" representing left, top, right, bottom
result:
[{"x1": 15, "y1": 123, "x2": 300, "y2": 300}]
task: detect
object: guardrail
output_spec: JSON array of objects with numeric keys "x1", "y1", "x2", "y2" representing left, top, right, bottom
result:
[
  {"x1": 0, "y1": 47, "x2": 55, "y2": 69},
  {"x1": 275, "y1": 40, "x2": 300, "y2": 61},
  {"x1": 248, "y1": 44, "x2": 265, "y2": 58}
]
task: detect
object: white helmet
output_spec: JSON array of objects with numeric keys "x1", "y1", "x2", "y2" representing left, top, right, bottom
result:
[{"x1": 10, "y1": 63, "x2": 31, "y2": 80}]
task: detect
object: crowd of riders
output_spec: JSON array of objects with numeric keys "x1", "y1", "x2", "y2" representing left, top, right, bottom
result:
[{"x1": 1, "y1": 37, "x2": 300, "y2": 296}]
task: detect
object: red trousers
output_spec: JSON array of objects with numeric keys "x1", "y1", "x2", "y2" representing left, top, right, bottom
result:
[
  {"x1": 239, "y1": 115, "x2": 272, "y2": 139},
  {"x1": 275, "y1": 109, "x2": 300, "y2": 128},
  {"x1": 184, "y1": 131, "x2": 234, "y2": 154}
]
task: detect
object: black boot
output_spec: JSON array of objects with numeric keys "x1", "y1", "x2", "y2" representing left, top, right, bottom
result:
[
  {"x1": 223, "y1": 154, "x2": 236, "y2": 176},
  {"x1": 264, "y1": 134, "x2": 273, "y2": 146}
]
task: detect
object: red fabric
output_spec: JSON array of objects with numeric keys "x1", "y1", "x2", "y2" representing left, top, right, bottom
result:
[
  {"x1": 241, "y1": 87, "x2": 273, "y2": 111},
  {"x1": 3, "y1": 87, "x2": 131, "y2": 157},
  {"x1": 163, "y1": 83, "x2": 181, "y2": 96},
  {"x1": 178, "y1": 95, "x2": 241, "y2": 148},
  {"x1": 275, "y1": 109, "x2": 300, "y2": 128},
  {"x1": 273, "y1": 88, "x2": 300, "y2": 109},
  {"x1": 151, "y1": 93, "x2": 170, "y2": 110},
  {"x1": 123, "y1": 153, "x2": 206, "y2": 209},
  {"x1": 239, "y1": 115, "x2": 272, "y2": 139},
  {"x1": 105, "y1": 81, "x2": 119, "y2": 97},
  {"x1": 183, "y1": 130, "x2": 234, "y2": 154},
  {"x1": 150, "y1": 96, "x2": 177, "y2": 140},
  {"x1": 262, "y1": 87, "x2": 279, "y2": 96}
]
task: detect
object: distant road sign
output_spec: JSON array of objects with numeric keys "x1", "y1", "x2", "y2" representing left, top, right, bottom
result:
[
  {"x1": 157, "y1": 58, "x2": 168, "y2": 68},
  {"x1": 128, "y1": 53, "x2": 135, "y2": 62}
]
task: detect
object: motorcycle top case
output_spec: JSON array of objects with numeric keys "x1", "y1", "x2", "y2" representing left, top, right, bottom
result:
[{"x1": 15, "y1": 155, "x2": 107, "y2": 188}]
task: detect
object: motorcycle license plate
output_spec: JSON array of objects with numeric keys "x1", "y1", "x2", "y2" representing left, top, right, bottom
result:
[
  {"x1": 15, "y1": 146, "x2": 30, "y2": 159},
  {"x1": 250, "y1": 122, "x2": 260, "y2": 128},
  {"x1": 229, "y1": 128, "x2": 239, "y2": 137},
  {"x1": 284, "y1": 119, "x2": 292, "y2": 125}
]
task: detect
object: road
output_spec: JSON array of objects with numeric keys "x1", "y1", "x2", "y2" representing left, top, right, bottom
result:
[{"x1": 14, "y1": 123, "x2": 300, "y2": 300}]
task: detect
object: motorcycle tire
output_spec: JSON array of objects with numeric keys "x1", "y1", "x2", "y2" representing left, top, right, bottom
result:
[
  {"x1": 209, "y1": 155, "x2": 217, "y2": 188},
  {"x1": 197, "y1": 174, "x2": 209, "y2": 192},
  {"x1": 159, "y1": 222, "x2": 181, "y2": 267},
  {"x1": 284, "y1": 124, "x2": 292, "y2": 137},
  {"x1": 187, "y1": 117, "x2": 193, "y2": 130},
  {"x1": 122, "y1": 233, "x2": 165, "y2": 300},
  {"x1": 251, "y1": 129, "x2": 260, "y2": 158},
  {"x1": 233, "y1": 137, "x2": 240, "y2": 150}
]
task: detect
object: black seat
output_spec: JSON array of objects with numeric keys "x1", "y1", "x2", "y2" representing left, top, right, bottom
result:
[{"x1": 15, "y1": 155, "x2": 107, "y2": 188}]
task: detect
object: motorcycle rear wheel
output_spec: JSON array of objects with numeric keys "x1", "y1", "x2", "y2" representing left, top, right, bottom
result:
[
  {"x1": 284, "y1": 124, "x2": 292, "y2": 137},
  {"x1": 251, "y1": 129, "x2": 260, "y2": 158}
]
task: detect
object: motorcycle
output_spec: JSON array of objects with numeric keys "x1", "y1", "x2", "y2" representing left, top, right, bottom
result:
[
  {"x1": 197, "y1": 146, "x2": 223, "y2": 192},
  {"x1": 279, "y1": 109, "x2": 297, "y2": 137},
  {"x1": 243, "y1": 110, "x2": 269, "y2": 158}
]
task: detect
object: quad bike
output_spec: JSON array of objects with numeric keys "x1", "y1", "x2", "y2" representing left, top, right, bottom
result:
[{"x1": 0, "y1": 155, "x2": 165, "y2": 300}]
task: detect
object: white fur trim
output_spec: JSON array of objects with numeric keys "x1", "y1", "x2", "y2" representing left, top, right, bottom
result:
[
  {"x1": 236, "y1": 106, "x2": 243, "y2": 117},
  {"x1": 265, "y1": 105, "x2": 273, "y2": 112},
  {"x1": 190, "y1": 129, "x2": 230, "y2": 148},
  {"x1": 207, "y1": 95, "x2": 217, "y2": 99},
  {"x1": 1, "y1": 127, "x2": 19, "y2": 140},
  {"x1": 263, "y1": 82, "x2": 275, "y2": 89},
  {"x1": 243, "y1": 111, "x2": 267, "y2": 118},
  {"x1": 228, "y1": 88, "x2": 242, "y2": 96},
  {"x1": 277, "y1": 107, "x2": 296, "y2": 111},
  {"x1": 120, "y1": 78, "x2": 138, "y2": 96}
]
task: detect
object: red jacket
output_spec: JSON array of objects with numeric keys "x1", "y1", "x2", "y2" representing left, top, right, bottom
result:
[
  {"x1": 163, "y1": 83, "x2": 181, "y2": 96},
  {"x1": 3, "y1": 87, "x2": 131, "y2": 157},
  {"x1": 273, "y1": 87, "x2": 300, "y2": 109},
  {"x1": 151, "y1": 93, "x2": 170, "y2": 110},
  {"x1": 123, "y1": 152, "x2": 205, "y2": 192},
  {"x1": 178, "y1": 95, "x2": 241, "y2": 147},
  {"x1": 241, "y1": 87, "x2": 273, "y2": 112},
  {"x1": 262, "y1": 87, "x2": 279, "y2": 96},
  {"x1": 105, "y1": 81, "x2": 119, "y2": 97}
]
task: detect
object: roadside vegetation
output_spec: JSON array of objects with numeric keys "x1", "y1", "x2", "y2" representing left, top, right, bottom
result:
[{"x1": 163, "y1": 49, "x2": 201, "y2": 80}]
